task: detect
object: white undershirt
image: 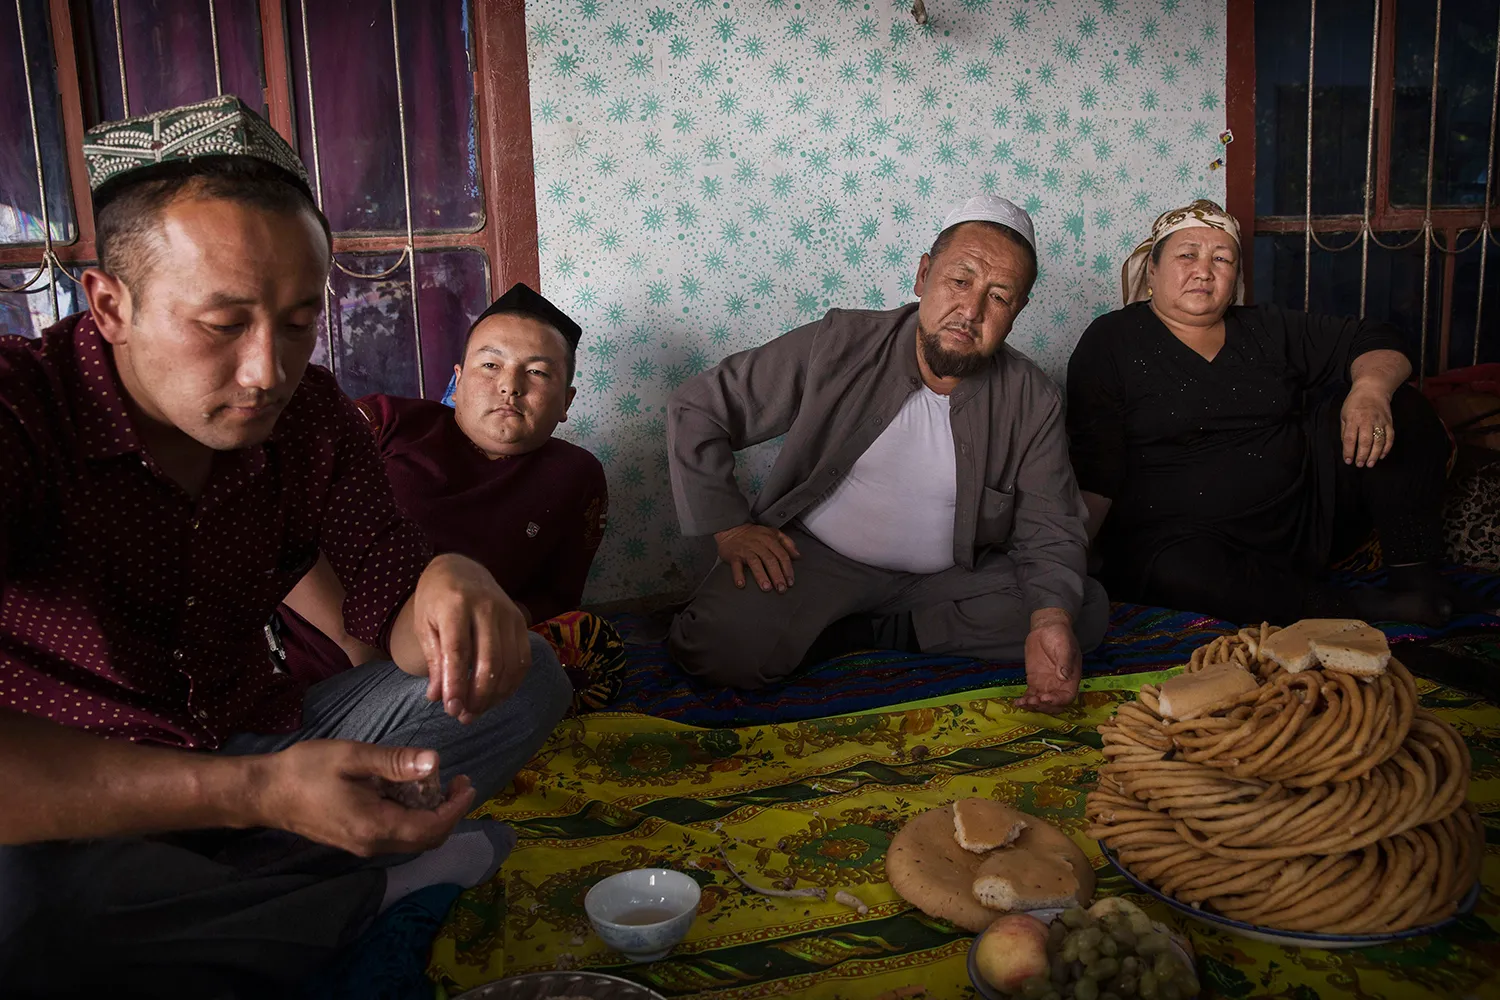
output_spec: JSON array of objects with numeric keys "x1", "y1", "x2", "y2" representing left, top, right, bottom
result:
[{"x1": 800, "y1": 386, "x2": 958, "y2": 573}]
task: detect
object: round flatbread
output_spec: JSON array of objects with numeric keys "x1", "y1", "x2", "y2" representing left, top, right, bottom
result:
[{"x1": 887, "y1": 804, "x2": 997, "y2": 933}]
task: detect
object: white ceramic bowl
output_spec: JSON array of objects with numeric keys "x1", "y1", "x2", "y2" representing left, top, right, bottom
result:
[{"x1": 583, "y1": 868, "x2": 701, "y2": 963}]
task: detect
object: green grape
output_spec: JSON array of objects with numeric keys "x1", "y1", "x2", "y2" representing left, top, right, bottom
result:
[
  {"x1": 1076, "y1": 927, "x2": 1104, "y2": 949},
  {"x1": 1101, "y1": 993, "x2": 1122, "y2": 1000},
  {"x1": 1074, "y1": 977, "x2": 1100, "y2": 1000},
  {"x1": 1153, "y1": 951, "x2": 1179, "y2": 980},
  {"x1": 1160, "y1": 981, "x2": 1181, "y2": 1000},
  {"x1": 1061, "y1": 907, "x2": 1090, "y2": 929},
  {"x1": 1043, "y1": 992, "x2": 1062, "y2": 1000},
  {"x1": 1049, "y1": 919, "x2": 1069, "y2": 949},
  {"x1": 1120, "y1": 957, "x2": 1140, "y2": 976},
  {"x1": 1139, "y1": 968, "x2": 1159, "y2": 1000},
  {"x1": 1099, "y1": 936, "x2": 1119, "y2": 958},
  {"x1": 1137, "y1": 932, "x2": 1169, "y2": 957},
  {"x1": 1061, "y1": 936, "x2": 1081, "y2": 963},
  {"x1": 1086, "y1": 957, "x2": 1120, "y2": 981},
  {"x1": 1127, "y1": 913, "x2": 1154, "y2": 936},
  {"x1": 1078, "y1": 945, "x2": 1099, "y2": 966},
  {"x1": 1022, "y1": 975, "x2": 1052, "y2": 999},
  {"x1": 1110, "y1": 925, "x2": 1138, "y2": 950}
]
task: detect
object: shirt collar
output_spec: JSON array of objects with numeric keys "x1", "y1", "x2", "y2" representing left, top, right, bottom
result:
[
  {"x1": 895, "y1": 308, "x2": 923, "y2": 384},
  {"x1": 69, "y1": 312, "x2": 147, "y2": 461}
]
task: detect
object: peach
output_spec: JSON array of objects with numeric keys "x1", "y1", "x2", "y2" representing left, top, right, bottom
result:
[{"x1": 974, "y1": 912, "x2": 1050, "y2": 994}]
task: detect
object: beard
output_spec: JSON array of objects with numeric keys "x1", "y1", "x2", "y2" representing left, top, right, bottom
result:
[{"x1": 918, "y1": 325, "x2": 995, "y2": 379}]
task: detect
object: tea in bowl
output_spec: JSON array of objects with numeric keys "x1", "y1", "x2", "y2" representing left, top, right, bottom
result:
[{"x1": 584, "y1": 869, "x2": 701, "y2": 963}]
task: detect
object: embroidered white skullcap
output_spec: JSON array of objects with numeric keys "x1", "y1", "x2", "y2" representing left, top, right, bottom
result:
[{"x1": 939, "y1": 195, "x2": 1036, "y2": 254}]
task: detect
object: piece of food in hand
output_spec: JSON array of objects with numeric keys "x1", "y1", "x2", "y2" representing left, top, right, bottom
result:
[
  {"x1": 372, "y1": 772, "x2": 443, "y2": 810},
  {"x1": 1259, "y1": 618, "x2": 1367, "y2": 672},
  {"x1": 1309, "y1": 623, "x2": 1390, "y2": 677},
  {"x1": 887, "y1": 805, "x2": 995, "y2": 932},
  {"x1": 953, "y1": 797, "x2": 1028, "y2": 853},
  {"x1": 970, "y1": 822, "x2": 1091, "y2": 911},
  {"x1": 973, "y1": 912, "x2": 1050, "y2": 994},
  {"x1": 1156, "y1": 663, "x2": 1260, "y2": 720}
]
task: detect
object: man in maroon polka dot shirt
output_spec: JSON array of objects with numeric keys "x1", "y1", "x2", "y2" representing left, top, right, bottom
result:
[{"x1": 0, "y1": 100, "x2": 571, "y2": 995}]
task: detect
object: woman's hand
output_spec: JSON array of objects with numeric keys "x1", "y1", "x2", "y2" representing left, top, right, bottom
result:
[{"x1": 1340, "y1": 384, "x2": 1395, "y2": 468}]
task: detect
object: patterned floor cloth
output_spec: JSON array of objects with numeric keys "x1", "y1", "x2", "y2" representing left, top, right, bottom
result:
[
  {"x1": 606, "y1": 568, "x2": 1500, "y2": 726},
  {"x1": 427, "y1": 671, "x2": 1500, "y2": 1000}
]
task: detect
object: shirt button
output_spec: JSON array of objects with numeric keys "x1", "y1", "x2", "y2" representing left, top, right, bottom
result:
[
  {"x1": 196, "y1": 709, "x2": 209, "y2": 720},
  {"x1": 961, "y1": 444, "x2": 970, "y2": 455},
  {"x1": 190, "y1": 518, "x2": 200, "y2": 530},
  {"x1": 185, "y1": 596, "x2": 197, "y2": 608},
  {"x1": 172, "y1": 649, "x2": 185, "y2": 663},
  {"x1": 909, "y1": 377, "x2": 919, "y2": 387}
]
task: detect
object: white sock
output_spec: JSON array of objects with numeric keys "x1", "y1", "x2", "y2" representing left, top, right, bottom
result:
[{"x1": 378, "y1": 820, "x2": 516, "y2": 913}]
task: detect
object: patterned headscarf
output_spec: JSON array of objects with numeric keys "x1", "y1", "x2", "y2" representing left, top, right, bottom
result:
[{"x1": 1120, "y1": 199, "x2": 1244, "y2": 306}]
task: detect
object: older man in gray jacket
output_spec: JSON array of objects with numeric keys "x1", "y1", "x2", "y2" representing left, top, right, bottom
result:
[{"x1": 666, "y1": 196, "x2": 1108, "y2": 712}]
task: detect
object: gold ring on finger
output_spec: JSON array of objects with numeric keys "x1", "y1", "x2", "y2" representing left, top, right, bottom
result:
[{"x1": 1371, "y1": 426, "x2": 1386, "y2": 439}]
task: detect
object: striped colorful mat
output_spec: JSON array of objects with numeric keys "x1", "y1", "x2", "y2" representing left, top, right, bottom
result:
[{"x1": 605, "y1": 573, "x2": 1500, "y2": 727}]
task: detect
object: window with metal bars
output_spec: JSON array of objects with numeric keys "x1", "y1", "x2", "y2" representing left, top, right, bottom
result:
[
  {"x1": 0, "y1": 0, "x2": 538, "y2": 402},
  {"x1": 1227, "y1": 0, "x2": 1499, "y2": 379}
]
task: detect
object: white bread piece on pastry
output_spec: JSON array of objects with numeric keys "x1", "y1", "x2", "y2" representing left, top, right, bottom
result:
[
  {"x1": 970, "y1": 820, "x2": 1092, "y2": 911},
  {"x1": 1309, "y1": 624, "x2": 1390, "y2": 677},
  {"x1": 1157, "y1": 664, "x2": 1260, "y2": 720},
  {"x1": 1259, "y1": 619, "x2": 1366, "y2": 673},
  {"x1": 952, "y1": 797, "x2": 1028, "y2": 853}
]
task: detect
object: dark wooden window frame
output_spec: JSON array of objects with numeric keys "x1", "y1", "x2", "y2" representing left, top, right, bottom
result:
[
  {"x1": 0, "y1": 0, "x2": 540, "y2": 297},
  {"x1": 1225, "y1": 0, "x2": 1497, "y2": 373}
]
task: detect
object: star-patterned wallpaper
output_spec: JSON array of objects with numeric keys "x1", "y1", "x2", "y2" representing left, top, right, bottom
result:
[{"x1": 528, "y1": 0, "x2": 1229, "y2": 603}]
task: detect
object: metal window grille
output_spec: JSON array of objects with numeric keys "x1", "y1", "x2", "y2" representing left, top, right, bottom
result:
[
  {"x1": 0, "y1": 0, "x2": 541, "y2": 400},
  {"x1": 1256, "y1": 0, "x2": 1499, "y2": 381}
]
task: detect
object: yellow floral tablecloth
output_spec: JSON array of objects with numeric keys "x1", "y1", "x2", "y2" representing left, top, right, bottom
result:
[{"x1": 430, "y1": 672, "x2": 1500, "y2": 999}]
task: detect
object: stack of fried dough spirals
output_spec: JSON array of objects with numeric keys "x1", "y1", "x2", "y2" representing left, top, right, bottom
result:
[{"x1": 1085, "y1": 624, "x2": 1483, "y2": 935}]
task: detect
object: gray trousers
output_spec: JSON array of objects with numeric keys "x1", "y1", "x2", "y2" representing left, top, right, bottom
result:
[
  {"x1": 0, "y1": 635, "x2": 570, "y2": 999},
  {"x1": 670, "y1": 527, "x2": 1110, "y2": 689}
]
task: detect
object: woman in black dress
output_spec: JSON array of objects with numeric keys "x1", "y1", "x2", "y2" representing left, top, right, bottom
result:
[{"x1": 1066, "y1": 199, "x2": 1459, "y2": 626}]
